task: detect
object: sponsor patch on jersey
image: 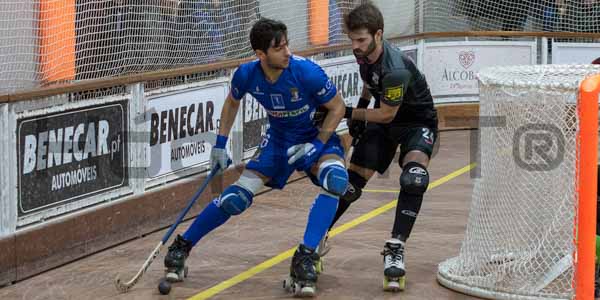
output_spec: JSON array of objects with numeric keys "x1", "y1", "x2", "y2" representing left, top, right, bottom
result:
[
  {"x1": 384, "y1": 85, "x2": 404, "y2": 102},
  {"x1": 266, "y1": 104, "x2": 310, "y2": 118},
  {"x1": 270, "y1": 94, "x2": 285, "y2": 109}
]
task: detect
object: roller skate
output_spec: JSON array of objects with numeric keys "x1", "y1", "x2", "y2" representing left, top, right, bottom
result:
[
  {"x1": 381, "y1": 239, "x2": 406, "y2": 292},
  {"x1": 283, "y1": 244, "x2": 320, "y2": 297},
  {"x1": 316, "y1": 232, "x2": 331, "y2": 257},
  {"x1": 314, "y1": 233, "x2": 330, "y2": 274},
  {"x1": 164, "y1": 235, "x2": 193, "y2": 282}
]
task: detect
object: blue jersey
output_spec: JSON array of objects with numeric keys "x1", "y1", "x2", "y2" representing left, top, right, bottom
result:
[{"x1": 231, "y1": 55, "x2": 337, "y2": 143}]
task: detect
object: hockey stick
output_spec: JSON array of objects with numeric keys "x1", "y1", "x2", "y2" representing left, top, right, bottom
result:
[{"x1": 114, "y1": 165, "x2": 223, "y2": 293}]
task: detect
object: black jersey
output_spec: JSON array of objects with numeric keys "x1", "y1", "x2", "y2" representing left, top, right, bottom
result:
[{"x1": 359, "y1": 40, "x2": 438, "y2": 130}]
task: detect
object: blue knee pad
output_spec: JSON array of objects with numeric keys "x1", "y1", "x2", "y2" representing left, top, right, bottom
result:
[
  {"x1": 215, "y1": 184, "x2": 254, "y2": 215},
  {"x1": 318, "y1": 161, "x2": 349, "y2": 196}
]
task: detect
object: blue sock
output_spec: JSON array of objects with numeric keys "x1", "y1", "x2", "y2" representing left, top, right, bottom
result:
[
  {"x1": 303, "y1": 193, "x2": 339, "y2": 249},
  {"x1": 182, "y1": 200, "x2": 230, "y2": 247}
]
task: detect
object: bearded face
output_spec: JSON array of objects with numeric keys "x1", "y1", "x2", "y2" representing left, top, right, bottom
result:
[{"x1": 348, "y1": 28, "x2": 382, "y2": 64}]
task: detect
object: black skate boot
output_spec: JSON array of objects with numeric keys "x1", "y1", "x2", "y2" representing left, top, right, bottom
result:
[
  {"x1": 164, "y1": 235, "x2": 193, "y2": 282},
  {"x1": 283, "y1": 244, "x2": 320, "y2": 297},
  {"x1": 381, "y1": 239, "x2": 406, "y2": 292}
]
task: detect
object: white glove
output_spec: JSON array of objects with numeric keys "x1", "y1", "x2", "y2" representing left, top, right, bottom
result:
[
  {"x1": 287, "y1": 139, "x2": 325, "y2": 171},
  {"x1": 210, "y1": 147, "x2": 231, "y2": 173}
]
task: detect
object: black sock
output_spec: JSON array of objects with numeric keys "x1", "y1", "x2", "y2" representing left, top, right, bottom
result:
[
  {"x1": 329, "y1": 198, "x2": 351, "y2": 231},
  {"x1": 328, "y1": 170, "x2": 367, "y2": 231},
  {"x1": 391, "y1": 190, "x2": 424, "y2": 241}
]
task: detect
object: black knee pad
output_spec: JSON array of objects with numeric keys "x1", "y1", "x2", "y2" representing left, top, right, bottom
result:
[
  {"x1": 340, "y1": 181, "x2": 363, "y2": 203},
  {"x1": 400, "y1": 162, "x2": 429, "y2": 195}
]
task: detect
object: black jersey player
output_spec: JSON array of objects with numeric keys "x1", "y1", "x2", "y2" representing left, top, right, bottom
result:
[{"x1": 318, "y1": 2, "x2": 438, "y2": 292}]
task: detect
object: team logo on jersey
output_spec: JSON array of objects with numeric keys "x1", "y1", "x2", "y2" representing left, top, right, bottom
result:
[
  {"x1": 290, "y1": 87, "x2": 301, "y2": 102},
  {"x1": 270, "y1": 94, "x2": 285, "y2": 109},
  {"x1": 372, "y1": 73, "x2": 379, "y2": 85},
  {"x1": 384, "y1": 85, "x2": 404, "y2": 102}
]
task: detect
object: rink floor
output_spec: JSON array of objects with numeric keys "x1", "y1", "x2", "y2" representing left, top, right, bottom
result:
[{"x1": 0, "y1": 130, "x2": 481, "y2": 300}]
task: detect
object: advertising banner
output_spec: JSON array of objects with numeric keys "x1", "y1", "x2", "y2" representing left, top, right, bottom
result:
[
  {"x1": 17, "y1": 102, "x2": 128, "y2": 216},
  {"x1": 319, "y1": 55, "x2": 364, "y2": 131},
  {"x1": 242, "y1": 93, "x2": 268, "y2": 156},
  {"x1": 147, "y1": 83, "x2": 227, "y2": 178},
  {"x1": 424, "y1": 42, "x2": 536, "y2": 98},
  {"x1": 552, "y1": 42, "x2": 600, "y2": 64}
]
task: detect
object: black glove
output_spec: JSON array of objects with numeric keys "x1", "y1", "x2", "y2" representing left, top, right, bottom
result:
[
  {"x1": 348, "y1": 119, "x2": 366, "y2": 139},
  {"x1": 347, "y1": 97, "x2": 370, "y2": 139}
]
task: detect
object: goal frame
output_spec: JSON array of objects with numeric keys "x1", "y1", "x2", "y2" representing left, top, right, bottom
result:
[{"x1": 437, "y1": 71, "x2": 600, "y2": 300}]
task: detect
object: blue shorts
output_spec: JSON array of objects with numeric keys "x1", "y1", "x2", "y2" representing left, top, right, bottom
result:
[{"x1": 246, "y1": 133, "x2": 345, "y2": 189}]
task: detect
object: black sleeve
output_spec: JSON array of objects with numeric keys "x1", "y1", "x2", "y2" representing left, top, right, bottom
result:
[{"x1": 380, "y1": 68, "x2": 412, "y2": 107}]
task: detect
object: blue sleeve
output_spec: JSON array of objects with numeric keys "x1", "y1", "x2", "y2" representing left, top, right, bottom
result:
[
  {"x1": 231, "y1": 64, "x2": 250, "y2": 100},
  {"x1": 301, "y1": 60, "x2": 337, "y2": 105}
]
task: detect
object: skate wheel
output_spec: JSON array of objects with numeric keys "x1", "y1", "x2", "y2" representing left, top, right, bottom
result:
[
  {"x1": 398, "y1": 276, "x2": 406, "y2": 290},
  {"x1": 297, "y1": 284, "x2": 316, "y2": 297},
  {"x1": 383, "y1": 277, "x2": 399, "y2": 292},
  {"x1": 314, "y1": 258, "x2": 324, "y2": 274},
  {"x1": 165, "y1": 272, "x2": 179, "y2": 282},
  {"x1": 283, "y1": 277, "x2": 293, "y2": 291},
  {"x1": 292, "y1": 282, "x2": 301, "y2": 296},
  {"x1": 383, "y1": 276, "x2": 405, "y2": 292}
]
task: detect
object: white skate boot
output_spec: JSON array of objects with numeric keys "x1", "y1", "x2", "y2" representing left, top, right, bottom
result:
[{"x1": 381, "y1": 239, "x2": 406, "y2": 292}]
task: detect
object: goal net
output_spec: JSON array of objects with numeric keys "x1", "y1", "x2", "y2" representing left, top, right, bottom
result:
[
  {"x1": 2, "y1": 0, "x2": 599, "y2": 95},
  {"x1": 422, "y1": 0, "x2": 600, "y2": 33},
  {"x1": 0, "y1": 0, "x2": 366, "y2": 94},
  {"x1": 437, "y1": 65, "x2": 600, "y2": 300}
]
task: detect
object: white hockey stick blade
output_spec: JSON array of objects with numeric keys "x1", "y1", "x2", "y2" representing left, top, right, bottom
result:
[{"x1": 114, "y1": 241, "x2": 163, "y2": 293}]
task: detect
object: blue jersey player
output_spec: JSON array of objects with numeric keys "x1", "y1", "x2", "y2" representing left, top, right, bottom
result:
[{"x1": 163, "y1": 18, "x2": 348, "y2": 297}]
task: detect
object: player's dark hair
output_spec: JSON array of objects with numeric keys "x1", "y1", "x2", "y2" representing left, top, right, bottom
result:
[
  {"x1": 344, "y1": 2, "x2": 384, "y2": 36},
  {"x1": 250, "y1": 18, "x2": 288, "y2": 53},
  {"x1": 592, "y1": 57, "x2": 600, "y2": 65}
]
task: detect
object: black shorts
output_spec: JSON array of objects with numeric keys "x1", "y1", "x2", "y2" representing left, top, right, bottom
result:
[{"x1": 350, "y1": 124, "x2": 437, "y2": 174}]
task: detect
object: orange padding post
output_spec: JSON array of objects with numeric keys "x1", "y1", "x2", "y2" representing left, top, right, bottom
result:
[
  {"x1": 309, "y1": 0, "x2": 329, "y2": 46},
  {"x1": 39, "y1": 0, "x2": 76, "y2": 84},
  {"x1": 575, "y1": 74, "x2": 600, "y2": 300}
]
